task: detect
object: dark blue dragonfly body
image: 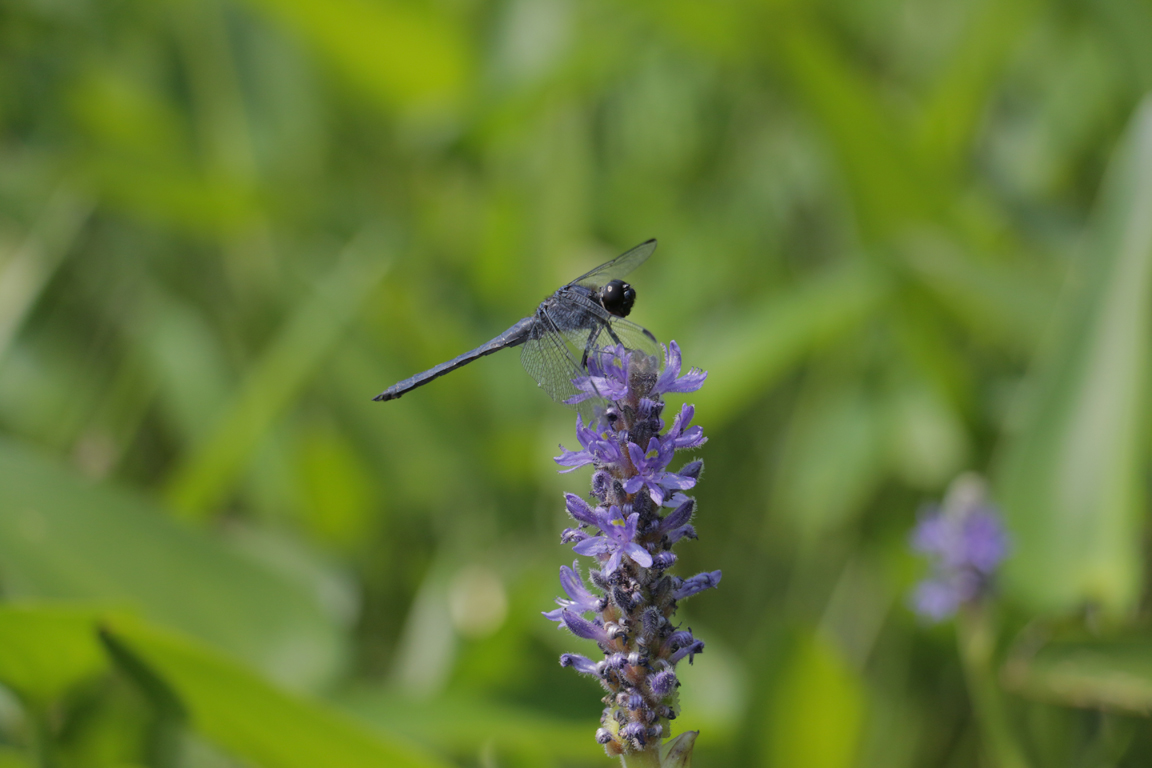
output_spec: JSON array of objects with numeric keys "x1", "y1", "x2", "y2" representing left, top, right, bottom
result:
[{"x1": 373, "y1": 239, "x2": 660, "y2": 406}]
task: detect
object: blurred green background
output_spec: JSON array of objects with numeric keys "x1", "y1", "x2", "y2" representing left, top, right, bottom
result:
[{"x1": 2, "y1": 0, "x2": 1152, "y2": 765}]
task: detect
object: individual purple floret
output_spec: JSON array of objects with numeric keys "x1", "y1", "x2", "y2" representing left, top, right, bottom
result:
[
  {"x1": 909, "y1": 474, "x2": 1010, "y2": 622},
  {"x1": 545, "y1": 341, "x2": 720, "y2": 759}
]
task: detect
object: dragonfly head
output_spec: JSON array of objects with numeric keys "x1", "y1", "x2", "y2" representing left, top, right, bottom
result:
[{"x1": 600, "y1": 279, "x2": 636, "y2": 318}]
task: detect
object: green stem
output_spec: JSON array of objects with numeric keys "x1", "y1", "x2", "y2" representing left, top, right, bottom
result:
[
  {"x1": 620, "y1": 746, "x2": 662, "y2": 768},
  {"x1": 29, "y1": 706, "x2": 56, "y2": 768},
  {"x1": 957, "y1": 605, "x2": 1030, "y2": 768}
]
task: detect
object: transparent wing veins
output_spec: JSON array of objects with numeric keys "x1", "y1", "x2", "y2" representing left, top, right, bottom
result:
[
  {"x1": 571, "y1": 239, "x2": 657, "y2": 288},
  {"x1": 520, "y1": 309, "x2": 590, "y2": 406}
]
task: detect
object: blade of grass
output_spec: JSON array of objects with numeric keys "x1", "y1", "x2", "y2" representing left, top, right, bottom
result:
[
  {"x1": 996, "y1": 96, "x2": 1152, "y2": 615},
  {"x1": 163, "y1": 233, "x2": 390, "y2": 519},
  {"x1": 103, "y1": 621, "x2": 454, "y2": 768},
  {"x1": 0, "y1": 604, "x2": 107, "y2": 708},
  {"x1": 0, "y1": 438, "x2": 345, "y2": 689},
  {"x1": 691, "y1": 262, "x2": 889, "y2": 426},
  {"x1": 0, "y1": 188, "x2": 91, "y2": 363},
  {"x1": 1003, "y1": 632, "x2": 1152, "y2": 713},
  {"x1": 915, "y1": 0, "x2": 1039, "y2": 180},
  {"x1": 771, "y1": 16, "x2": 941, "y2": 241},
  {"x1": 239, "y1": 0, "x2": 469, "y2": 115}
]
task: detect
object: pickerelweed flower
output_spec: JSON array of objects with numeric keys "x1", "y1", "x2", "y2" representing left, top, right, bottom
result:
[
  {"x1": 547, "y1": 341, "x2": 719, "y2": 760},
  {"x1": 909, "y1": 474, "x2": 1010, "y2": 622}
]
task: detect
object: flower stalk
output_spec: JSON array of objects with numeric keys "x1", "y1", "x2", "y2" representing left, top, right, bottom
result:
[
  {"x1": 958, "y1": 605, "x2": 1030, "y2": 768},
  {"x1": 546, "y1": 342, "x2": 719, "y2": 763}
]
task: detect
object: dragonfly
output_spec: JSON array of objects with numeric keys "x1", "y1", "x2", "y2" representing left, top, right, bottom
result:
[{"x1": 373, "y1": 239, "x2": 662, "y2": 407}]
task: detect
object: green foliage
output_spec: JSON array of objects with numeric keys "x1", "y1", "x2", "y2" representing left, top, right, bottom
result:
[
  {"x1": 102, "y1": 620, "x2": 452, "y2": 768},
  {"x1": 1004, "y1": 631, "x2": 1152, "y2": 713},
  {"x1": 765, "y1": 631, "x2": 864, "y2": 768},
  {"x1": 0, "y1": 605, "x2": 106, "y2": 707},
  {"x1": 998, "y1": 99, "x2": 1152, "y2": 616},
  {"x1": 2, "y1": 0, "x2": 1152, "y2": 765},
  {"x1": 0, "y1": 439, "x2": 346, "y2": 689}
]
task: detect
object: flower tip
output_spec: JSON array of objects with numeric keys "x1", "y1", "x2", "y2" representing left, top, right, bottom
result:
[{"x1": 560, "y1": 653, "x2": 599, "y2": 676}]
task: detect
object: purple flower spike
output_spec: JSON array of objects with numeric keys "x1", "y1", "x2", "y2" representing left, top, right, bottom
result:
[
  {"x1": 546, "y1": 340, "x2": 718, "y2": 757},
  {"x1": 669, "y1": 638, "x2": 705, "y2": 665},
  {"x1": 658, "y1": 497, "x2": 695, "y2": 531},
  {"x1": 620, "y1": 721, "x2": 648, "y2": 747},
  {"x1": 908, "y1": 474, "x2": 1010, "y2": 622},
  {"x1": 911, "y1": 578, "x2": 962, "y2": 622}
]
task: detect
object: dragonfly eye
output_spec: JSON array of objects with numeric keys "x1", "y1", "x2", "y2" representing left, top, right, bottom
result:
[{"x1": 601, "y1": 279, "x2": 636, "y2": 317}]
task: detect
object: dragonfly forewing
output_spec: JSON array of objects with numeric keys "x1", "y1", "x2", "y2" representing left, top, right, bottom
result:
[{"x1": 572, "y1": 239, "x2": 657, "y2": 289}]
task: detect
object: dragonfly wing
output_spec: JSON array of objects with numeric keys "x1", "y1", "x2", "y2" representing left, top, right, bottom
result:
[
  {"x1": 571, "y1": 239, "x2": 657, "y2": 288},
  {"x1": 520, "y1": 315, "x2": 590, "y2": 406},
  {"x1": 554, "y1": 291, "x2": 663, "y2": 360},
  {"x1": 531, "y1": 294, "x2": 664, "y2": 405},
  {"x1": 601, "y1": 314, "x2": 662, "y2": 362}
]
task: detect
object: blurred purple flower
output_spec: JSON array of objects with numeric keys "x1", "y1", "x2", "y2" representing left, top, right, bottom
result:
[
  {"x1": 909, "y1": 475, "x2": 1010, "y2": 622},
  {"x1": 545, "y1": 341, "x2": 717, "y2": 758}
]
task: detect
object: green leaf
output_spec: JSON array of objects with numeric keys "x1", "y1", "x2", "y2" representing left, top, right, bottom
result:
[
  {"x1": 1003, "y1": 633, "x2": 1152, "y2": 713},
  {"x1": 163, "y1": 235, "x2": 390, "y2": 518},
  {"x1": 240, "y1": 0, "x2": 470, "y2": 115},
  {"x1": 103, "y1": 622, "x2": 453, "y2": 768},
  {"x1": 773, "y1": 383, "x2": 885, "y2": 540},
  {"x1": 773, "y1": 18, "x2": 940, "y2": 241},
  {"x1": 0, "y1": 604, "x2": 106, "y2": 707},
  {"x1": 883, "y1": 377, "x2": 969, "y2": 489},
  {"x1": 337, "y1": 688, "x2": 597, "y2": 763},
  {"x1": 765, "y1": 631, "x2": 864, "y2": 768},
  {"x1": 914, "y1": 0, "x2": 1039, "y2": 179},
  {"x1": 996, "y1": 97, "x2": 1152, "y2": 615},
  {"x1": 0, "y1": 189, "x2": 92, "y2": 363},
  {"x1": 130, "y1": 293, "x2": 233, "y2": 447},
  {"x1": 692, "y1": 263, "x2": 888, "y2": 426},
  {"x1": 100, "y1": 627, "x2": 188, "y2": 768},
  {"x1": 0, "y1": 438, "x2": 345, "y2": 689},
  {"x1": 0, "y1": 747, "x2": 32, "y2": 768},
  {"x1": 81, "y1": 156, "x2": 262, "y2": 235},
  {"x1": 897, "y1": 237, "x2": 1057, "y2": 350},
  {"x1": 291, "y1": 423, "x2": 376, "y2": 550}
]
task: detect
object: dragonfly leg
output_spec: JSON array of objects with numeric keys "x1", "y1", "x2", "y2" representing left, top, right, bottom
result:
[{"x1": 581, "y1": 325, "x2": 604, "y2": 368}]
